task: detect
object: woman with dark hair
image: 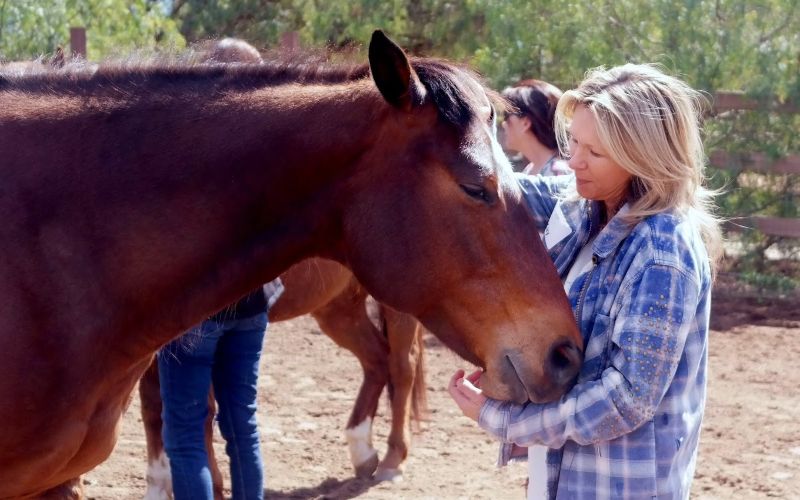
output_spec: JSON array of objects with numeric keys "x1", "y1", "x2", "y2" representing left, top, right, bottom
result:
[{"x1": 501, "y1": 79, "x2": 570, "y2": 176}]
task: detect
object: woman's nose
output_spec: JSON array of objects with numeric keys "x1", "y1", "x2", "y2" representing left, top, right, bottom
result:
[{"x1": 568, "y1": 153, "x2": 583, "y2": 171}]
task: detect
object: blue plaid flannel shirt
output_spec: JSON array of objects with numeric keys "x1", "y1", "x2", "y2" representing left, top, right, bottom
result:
[{"x1": 478, "y1": 174, "x2": 712, "y2": 499}]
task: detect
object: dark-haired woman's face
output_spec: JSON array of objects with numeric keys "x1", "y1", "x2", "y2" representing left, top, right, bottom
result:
[{"x1": 501, "y1": 113, "x2": 531, "y2": 153}]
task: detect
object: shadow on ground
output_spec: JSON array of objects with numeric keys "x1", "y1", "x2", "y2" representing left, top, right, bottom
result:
[{"x1": 265, "y1": 476, "x2": 377, "y2": 499}]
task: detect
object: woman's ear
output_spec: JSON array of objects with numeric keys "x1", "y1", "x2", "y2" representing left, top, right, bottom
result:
[{"x1": 519, "y1": 116, "x2": 533, "y2": 133}]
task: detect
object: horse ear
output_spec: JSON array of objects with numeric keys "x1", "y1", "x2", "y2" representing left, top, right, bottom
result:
[{"x1": 368, "y1": 30, "x2": 425, "y2": 110}]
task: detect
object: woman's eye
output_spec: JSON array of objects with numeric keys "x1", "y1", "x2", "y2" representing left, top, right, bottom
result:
[{"x1": 460, "y1": 184, "x2": 490, "y2": 203}]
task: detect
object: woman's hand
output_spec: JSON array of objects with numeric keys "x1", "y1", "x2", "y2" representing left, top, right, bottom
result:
[{"x1": 448, "y1": 369, "x2": 487, "y2": 422}]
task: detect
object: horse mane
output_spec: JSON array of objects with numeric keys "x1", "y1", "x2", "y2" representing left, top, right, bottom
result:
[{"x1": 0, "y1": 49, "x2": 493, "y2": 130}]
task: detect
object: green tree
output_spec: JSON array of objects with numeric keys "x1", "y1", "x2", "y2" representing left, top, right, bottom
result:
[
  {"x1": 0, "y1": 0, "x2": 184, "y2": 61},
  {"x1": 168, "y1": 0, "x2": 299, "y2": 46}
]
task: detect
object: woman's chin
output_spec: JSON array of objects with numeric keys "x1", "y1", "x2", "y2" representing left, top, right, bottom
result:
[{"x1": 575, "y1": 181, "x2": 591, "y2": 198}]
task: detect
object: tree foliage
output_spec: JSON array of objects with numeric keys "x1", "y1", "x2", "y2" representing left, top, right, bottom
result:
[
  {"x1": 163, "y1": 1, "x2": 800, "y2": 97},
  {"x1": 0, "y1": 0, "x2": 184, "y2": 61}
]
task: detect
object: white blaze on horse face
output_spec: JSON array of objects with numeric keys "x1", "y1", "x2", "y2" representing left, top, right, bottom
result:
[
  {"x1": 463, "y1": 105, "x2": 517, "y2": 200},
  {"x1": 144, "y1": 451, "x2": 173, "y2": 500},
  {"x1": 344, "y1": 417, "x2": 377, "y2": 469}
]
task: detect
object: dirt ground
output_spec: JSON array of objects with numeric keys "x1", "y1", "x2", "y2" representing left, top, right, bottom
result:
[{"x1": 84, "y1": 272, "x2": 800, "y2": 500}]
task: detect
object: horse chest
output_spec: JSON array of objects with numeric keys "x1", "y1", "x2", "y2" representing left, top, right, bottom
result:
[{"x1": 0, "y1": 363, "x2": 143, "y2": 497}]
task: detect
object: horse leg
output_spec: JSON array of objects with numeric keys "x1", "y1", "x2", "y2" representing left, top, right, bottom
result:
[
  {"x1": 310, "y1": 283, "x2": 389, "y2": 479},
  {"x1": 205, "y1": 387, "x2": 225, "y2": 500},
  {"x1": 38, "y1": 477, "x2": 83, "y2": 499},
  {"x1": 140, "y1": 356, "x2": 224, "y2": 500},
  {"x1": 140, "y1": 357, "x2": 172, "y2": 500},
  {"x1": 375, "y1": 305, "x2": 426, "y2": 481}
]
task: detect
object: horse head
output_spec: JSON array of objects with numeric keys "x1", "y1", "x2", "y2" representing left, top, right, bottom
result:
[{"x1": 338, "y1": 31, "x2": 582, "y2": 404}]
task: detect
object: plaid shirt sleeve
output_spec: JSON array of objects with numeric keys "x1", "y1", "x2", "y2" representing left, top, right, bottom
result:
[
  {"x1": 479, "y1": 262, "x2": 701, "y2": 458},
  {"x1": 516, "y1": 172, "x2": 570, "y2": 233}
]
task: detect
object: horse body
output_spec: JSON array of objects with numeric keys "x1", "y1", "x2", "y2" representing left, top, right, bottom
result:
[{"x1": 0, "y1": 32, "x2": 580, "y2": 497}]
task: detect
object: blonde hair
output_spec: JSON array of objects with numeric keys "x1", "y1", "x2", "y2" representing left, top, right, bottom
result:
[{"x1": 555, "y1": 63, "x2": 723, "y2": 271}]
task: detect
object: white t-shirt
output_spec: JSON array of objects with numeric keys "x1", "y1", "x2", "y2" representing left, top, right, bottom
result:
[{"x1": 527, "y1": 235, "x2": 597, "y2": 500}]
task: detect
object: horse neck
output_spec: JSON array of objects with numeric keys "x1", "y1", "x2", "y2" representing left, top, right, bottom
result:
[{"x1": 134, "y1": 81, "x2": 385, "y2": 351}]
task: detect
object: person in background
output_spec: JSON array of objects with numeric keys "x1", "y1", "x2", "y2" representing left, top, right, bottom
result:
[
  {"x1": 501, "y1": 79, "x2": 570, "y2": 176},
  {"x1": 159, "y1": 39, "x2": 273, "y2": 500},
  {"x1": 159, "y1": 281, "x2": 283, "y2": 500},
  {"x1": 450, "y1": 64, "x2": 722, "y2": 499},
  {"x1": 196, "y1": 37, "x2": 263, "y2": 64}
]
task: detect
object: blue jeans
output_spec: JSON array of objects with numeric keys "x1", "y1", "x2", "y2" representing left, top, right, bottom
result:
[{"x1": 159, "y1": 313, "x2": 267, "y2": 500}]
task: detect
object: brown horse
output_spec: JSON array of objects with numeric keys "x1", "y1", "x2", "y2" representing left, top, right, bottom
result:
[
  {"x1": 139, "y1": 258, "x2": 425, "y2": 498},
  {"x1": 0, "y1": 31, "x2": 582, "y2": 497}
]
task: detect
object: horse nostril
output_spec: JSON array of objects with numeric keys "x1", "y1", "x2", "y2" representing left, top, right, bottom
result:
[{"x1": 547, "y1": 340, "x2": 583, "y2": 387}]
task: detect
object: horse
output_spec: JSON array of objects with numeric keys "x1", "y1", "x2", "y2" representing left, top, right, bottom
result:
[
  {"x1": 139, "y1": 258, "x2": 425, "y2": 498},
  {"x1": 0, "y1": 30, "x2": 582, "y2": 497}
]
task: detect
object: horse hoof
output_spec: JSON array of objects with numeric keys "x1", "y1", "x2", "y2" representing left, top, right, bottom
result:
[
  {"x1": 354, "y1": 452, "x2": 379, "y2": 479},
  {"x1": 374, "y1": 466, "x2": 403, "y2": 482}
]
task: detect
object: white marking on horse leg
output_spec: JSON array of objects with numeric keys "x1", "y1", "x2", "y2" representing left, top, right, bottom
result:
[
  {"x1": 374, "y1": 466, "x2": 404, "y2": 482},
  {"x1": 345, "y1": 417, "x2": 378, "y2": 478},
  {"x1": 144, "y1": 451, "x2": 173, "y2": 500}
]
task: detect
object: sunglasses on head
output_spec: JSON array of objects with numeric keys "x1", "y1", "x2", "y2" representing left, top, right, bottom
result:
[{"x1": 502, "y1": 112, "x2": 523, "y2": 122}]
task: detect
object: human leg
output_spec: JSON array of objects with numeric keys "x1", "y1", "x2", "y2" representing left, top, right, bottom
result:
[
  {"x1": 212, "y1": 313, "x2": 267, "y2": 500},
  {"x1": 159, "y1": 323, "x2": 223, "y2": 500}
]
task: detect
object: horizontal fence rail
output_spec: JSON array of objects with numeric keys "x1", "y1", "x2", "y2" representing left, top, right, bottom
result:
[
  {"x1": 709, "y1": 151, "x2": 800, "y2": 175},
  {"x1": 711, "y1": 91, "x2": 799, "y2": 114},
  {"x1": 725, "y1": 216, "x2": 800, "y2": 239},
  {"x1": 706, "y1": 92, "x2": 798, "y2": 240}
]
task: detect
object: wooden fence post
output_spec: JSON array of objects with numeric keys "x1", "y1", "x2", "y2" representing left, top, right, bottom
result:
[
  {"x1": 70, "y1": 27, "x2": 86, "y2": 59},
  {"x1": 280, "y1": 31, "x2": 299, "y2": 52}
]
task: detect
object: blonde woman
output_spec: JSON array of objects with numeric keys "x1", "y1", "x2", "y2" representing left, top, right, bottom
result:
[{"x1": 449, "y1": 64, "x2": 722, "y2": 500}]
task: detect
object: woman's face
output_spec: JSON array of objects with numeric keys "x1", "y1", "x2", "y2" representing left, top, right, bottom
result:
[
  {"x1": 567, "y1": 105, "x2": 632, "y2": 210},
  {"x1": 500, "y1": 113, "x2": 530, "y2": 153}
]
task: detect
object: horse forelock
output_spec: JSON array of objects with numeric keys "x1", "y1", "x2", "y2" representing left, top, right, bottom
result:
[{"x1": 411, "y1": 58, "x2": 498, "y2": 132}]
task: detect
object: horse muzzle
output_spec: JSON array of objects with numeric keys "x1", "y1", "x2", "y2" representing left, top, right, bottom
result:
[{"x1": 495, "y1": 339, "x2": 583, "y2": 404}]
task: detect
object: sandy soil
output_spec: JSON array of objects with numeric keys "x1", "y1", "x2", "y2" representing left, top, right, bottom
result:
[{"x1": 84, "y1": 275, "x2": 800, "y2": 500}]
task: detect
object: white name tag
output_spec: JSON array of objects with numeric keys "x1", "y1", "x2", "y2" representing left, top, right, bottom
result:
[{"x1": 543, "y1": 206, "x2": 572, "y2": 250}]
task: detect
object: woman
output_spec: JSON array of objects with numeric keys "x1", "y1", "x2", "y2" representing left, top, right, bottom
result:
[
  {"x1": 501, "y1": 80, "x2": 570, "y2": 176},
  {"x1": 449, "y1": 64, "x2": 722, "y2": 499}
]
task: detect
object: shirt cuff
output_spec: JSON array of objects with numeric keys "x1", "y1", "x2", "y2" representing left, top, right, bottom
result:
[{"x1": 479, "y1": 398, "x2": 517, "y2": 464}]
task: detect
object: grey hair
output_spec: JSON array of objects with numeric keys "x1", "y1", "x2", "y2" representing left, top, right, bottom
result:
[{"x1": 555, "y1": 63, "x2": 723, "y2": 271}]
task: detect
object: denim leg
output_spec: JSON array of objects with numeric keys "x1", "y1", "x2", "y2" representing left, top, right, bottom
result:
[
  {"x1": 212, "y1": 313, "x2": 267, "y2": 500},
  {"x1": 159, "y1": 323, "x2": 223, "y2": 500}
]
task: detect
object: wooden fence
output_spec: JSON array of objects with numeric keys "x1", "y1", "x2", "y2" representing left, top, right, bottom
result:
[{"x1": 707, "y1": 92, "x2": 800, "y2": 239}]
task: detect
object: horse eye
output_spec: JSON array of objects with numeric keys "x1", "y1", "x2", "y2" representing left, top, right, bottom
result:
[{"x1": 460, "y1": 183, "x2": 490, "y2": 203}]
